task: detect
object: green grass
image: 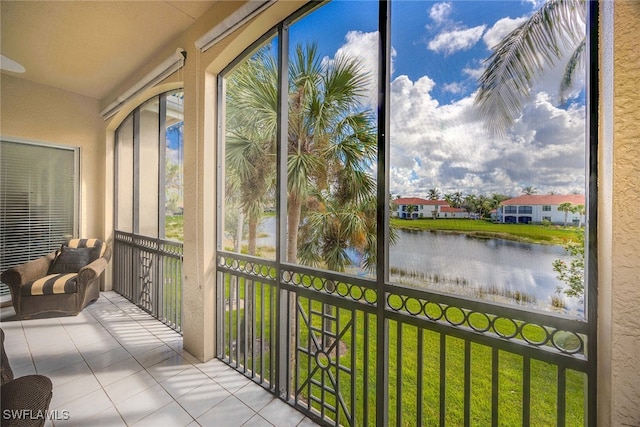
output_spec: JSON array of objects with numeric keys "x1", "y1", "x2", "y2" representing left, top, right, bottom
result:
[
  {"x1": 391, "y1": 218, "x2": 582, "y2": 246},
  {"x1": 165, "y1": 215, "x2": 184, "y2": 242}
]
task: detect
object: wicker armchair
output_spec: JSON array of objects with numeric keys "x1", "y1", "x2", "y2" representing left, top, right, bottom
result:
[
  {"x1": 1, "y1": 239, "x2": 111, "y2": 320},
  {"x1": 1, "y1": 329, "x2": 53, "y2": 427}
]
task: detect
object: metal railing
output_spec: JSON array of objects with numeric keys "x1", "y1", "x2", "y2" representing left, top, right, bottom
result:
[
  {"x1": 216, "y1": 250, "x2": 594, "y2": 426},
  {"x1": 113, "y1": 231, "x2": 183, "y2": 332}
]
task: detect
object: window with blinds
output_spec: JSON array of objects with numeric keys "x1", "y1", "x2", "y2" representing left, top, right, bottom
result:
[{"x1": 0, "y1": 140, "x2": 79, "y2": 292}]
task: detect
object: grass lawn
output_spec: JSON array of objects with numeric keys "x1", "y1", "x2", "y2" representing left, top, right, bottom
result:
[
  {"x1": 165, "y1": 215, "x2": 184, "y2": 242},
  {"x1": 391, "y1": 218, "x2": 582, "y2": 246}
]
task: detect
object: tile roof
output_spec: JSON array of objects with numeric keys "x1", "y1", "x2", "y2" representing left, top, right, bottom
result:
[
  {"x1": 501, "y1": 194, "x2": 585, "y2": 205},
  {"x1": 394, "y1": 197, "x2": 447, "y2": 205}
]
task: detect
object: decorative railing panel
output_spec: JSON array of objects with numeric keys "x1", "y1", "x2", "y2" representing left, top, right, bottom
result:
[
  {"x1": 113, "y1": 231, "x2": 183, "y2": 332},
  {"x1": 216, "y1": 250, "x2": 593, "y2": 426}
]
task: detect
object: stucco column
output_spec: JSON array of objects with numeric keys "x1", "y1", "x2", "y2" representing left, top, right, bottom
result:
[
  {"x1": 181, "y1": 64, "x2": 216, "y2": 362},
  {"x1": 599, "y1": 1, "x2": 640, "y2": 425}
]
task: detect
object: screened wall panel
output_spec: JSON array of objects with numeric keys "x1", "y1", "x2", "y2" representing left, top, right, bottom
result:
[
  {"x1": 0, "y1": 140, "x2": 78, "y2": 283},
  {"x1": 116, "y1": 115, "x2": 134, "y2": 233},
  {"x1": 139, "y1": 98, "x2": 160, "y2": 237}
]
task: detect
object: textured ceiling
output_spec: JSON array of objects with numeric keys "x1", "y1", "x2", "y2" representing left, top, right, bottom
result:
[{"x1": 1, "y1": 1, "x2": 216, "y2": 100}]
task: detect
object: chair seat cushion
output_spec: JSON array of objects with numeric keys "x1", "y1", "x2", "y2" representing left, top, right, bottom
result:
[{"x1": 21, "y1": 274, "x2": 78, "y2": 296}]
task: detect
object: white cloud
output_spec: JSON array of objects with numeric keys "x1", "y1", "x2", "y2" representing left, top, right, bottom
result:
[
  {"x1": 332, "y1": 30, "x2": 395, "y2": 109},
  {"x1": 442, "y1": 82, "x2": 464, "y2": 94},
  {"x1": 462, "y1": 66, "x2": 484, "y2": 80},
  {"x1": 429, "y1": 2, "x2": 452, "y2": 25},
  {"x1": 388, "y1": 74, "x2": 586, "y2": 198},
  {"x1": 428, "y1": 25, "x2": 486, "y2": 55},
  {"x1": 329, "y1": 29, "x2": 587, "y2": 199},
  {"x1": 483, "y1": 16, "x2": 528, "y2": 50}
]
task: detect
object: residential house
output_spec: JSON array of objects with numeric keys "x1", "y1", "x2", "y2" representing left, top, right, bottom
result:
[
  {"x1": 497, "y1": 194, "x2": 586, "y2": 225},
  {"x1": 0, "y1": 1, "x2": 639, "y2": 426},
  {"x1": 392, "y1": 197, "x2": 448, "y2": 218},
  {"x1": 439, "y1": 205, "x2": 470, "y2": 219}
]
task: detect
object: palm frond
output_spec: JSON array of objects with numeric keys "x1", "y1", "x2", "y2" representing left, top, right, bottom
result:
[
  {"x1": 560, "y1": 37, "x2": 586, "y2": 103},
  {"x1": 475, "y1": 0, "x2": 586, "y2": 135}
]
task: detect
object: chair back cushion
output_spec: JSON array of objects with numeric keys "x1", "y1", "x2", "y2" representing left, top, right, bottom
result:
[
  {"x1": 67, "y1": 239, "x2": 105, "y2": 259},
  {"x1": 46, "y1": 238, "x2": 105, "y2": 275},
  {"x1": 48, "y1": 246, "x2": 92, "y2": 274}
]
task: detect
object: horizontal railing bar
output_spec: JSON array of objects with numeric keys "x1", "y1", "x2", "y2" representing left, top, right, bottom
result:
[
  {"x1": 281, "y1": 262, "x2": 377, "y2": 290},
  {"x1": 385, "y1": 309, "x2": 589, "y2": 371},
  {"x1": 217, "y1": 250, "x2": 278, "y2": 268},
  {"x1": 115, "y1": 231, "x2": 183, "y2": 257},
  {"x1": 280, "y1": 282, "x2": 377, "y2": 314},
  {"x1": 216, "y1": 266, "x2": 277, "y2": 286},
  {"x1": 385, "y1": 282, "x2": 589, "y2": 334}
]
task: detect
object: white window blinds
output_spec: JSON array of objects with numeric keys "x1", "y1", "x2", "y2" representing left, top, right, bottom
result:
[{"x1": 0, "y1": 140, "x2": 78, "y2": 286}]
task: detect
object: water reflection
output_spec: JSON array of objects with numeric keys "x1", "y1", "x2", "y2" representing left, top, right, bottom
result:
[
  {"x1": 389, "y1": 230, "x2": 582, "y2": 316},
  {"x1": 250, "y1": 217, "x2": 583, "y2": 316}
]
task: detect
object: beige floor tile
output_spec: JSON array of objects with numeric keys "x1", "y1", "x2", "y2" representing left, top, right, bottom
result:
[
  {"x1": 175, "y1": 378, "x2": 231, "y2": 419},
  {"x1": 258, "y1": 399, "x2": 305, "y2": 427},
  {"x1": 133, "y1": 401, "x2": 194, "y2": 427},
  {"x1": 93, "y1": 356, "x2": 144, "y2": 387},
  {"x1": 50, "y1": 372, "x2": 102, "y2": 408},
  {"x1": 113, "y1": 383, "x2": 174, "y2": 425},
  {"x1": 104, "y1": 369, "x2": 158, "y2": 404},
  {"x1": 158, "y1": 365, "x2": 210, "y2": 399},
  {"x1": 196, "y1": 395, "x2": 254, "y2": 427}
]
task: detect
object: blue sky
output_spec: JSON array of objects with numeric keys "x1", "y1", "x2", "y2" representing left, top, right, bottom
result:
[{"x1": 289, "y1": 1, "x2": 587, "y2": 198}]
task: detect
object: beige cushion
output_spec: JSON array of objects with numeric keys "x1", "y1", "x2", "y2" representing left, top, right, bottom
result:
[{"x1": 21, "y1": 274, "x2": 78, "y2": 296}]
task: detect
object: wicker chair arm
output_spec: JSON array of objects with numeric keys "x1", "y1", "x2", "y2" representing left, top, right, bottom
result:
[
  {"x1": 77, "y1": 256, "x2": 108, "y2": 284},
  {"x1": 0, "y1": 253, "x2": 56, "y2": 287}
]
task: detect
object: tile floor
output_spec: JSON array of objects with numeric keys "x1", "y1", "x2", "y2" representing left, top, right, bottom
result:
[{"x1": 1, "y1": 291, "x2": 317, "y2": 427}]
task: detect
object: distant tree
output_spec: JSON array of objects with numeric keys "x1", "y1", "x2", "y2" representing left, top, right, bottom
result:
[
  {"x1": 557, "y1": 202, "x2": 573, "y2": 227},
  {"x1": 571, "y1": 204, "x2": 585, "y2": 227},
  {"x1": 462, "y1": 194, "x2": 479, "y2": 216},
  {"x1": 405, "y1": 204, "x2": 417, "y2": 219},
  {"x1": 452, "y1": 191, "x2": 463, "y2": 207},
  {"x1": 522, "y1": 186, "x2": 538, "y2": 195},
  {"x1": 427, "y1": 188, "x2": 440, "y2": 200},
  {"x1": 553, "y1": 228, "x2": 584, "y2": 300},
  {"x1": 490, "y1": 194, "x2": 510, "y2": 210}
]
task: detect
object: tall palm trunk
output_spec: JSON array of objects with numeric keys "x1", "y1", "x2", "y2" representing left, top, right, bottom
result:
[
  {"x1": 287, "y1": 195, "x2": 302, "y2": 264},
  {"x1": 248, "y1": 217, "x2": 258, "y2": 256},
  {"x1": 286, "y1": 193, "x2": 303, "y2": 397}
]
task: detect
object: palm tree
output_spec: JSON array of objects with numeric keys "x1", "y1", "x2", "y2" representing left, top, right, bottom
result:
[
  {"x1": 444, "y1": 191, "x2": 464, "y2": 208},
  {"x1": 225, "y1": 48, "x2": 278, "y2": 256},
  {"x1": 475, "y1": 0, "x2": 587, "y2": 134},
  {"x1": 405, "y1": 204, "x2": 417, "y2": 220},
  {"x1": 427, "y1": 188, "x2": 440, "y2": 200},
  {"x1": 225, "y1": 43, "x2": 377, "y2": 267},
  {"x1": 571, "y1": 203, "x2": 585, "y2": 227},
  {"x1": 558, "y1": 202, "x2": 573, "y2": 227},
  {"x1": 286, "y1": 43, "x2": 377, "y2": 267},
  {"x1": 522, "y1": 186, "x2": 538, "y2": 195}
]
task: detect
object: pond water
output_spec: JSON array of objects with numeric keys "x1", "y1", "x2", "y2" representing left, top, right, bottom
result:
[
  {"x1": 389, "y1": 229, "x2": 582, "y2": 315},
  {"x1": 253, "y1": 217, "x2": 582, "y2": 316}
]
